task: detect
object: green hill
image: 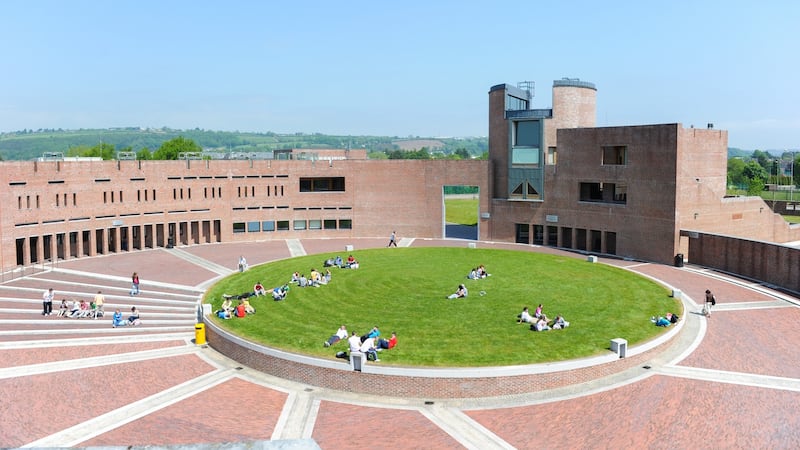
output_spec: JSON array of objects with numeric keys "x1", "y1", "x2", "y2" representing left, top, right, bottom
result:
[{"x1": 0, "y1": 128, "x2": 488, "y2": 161}]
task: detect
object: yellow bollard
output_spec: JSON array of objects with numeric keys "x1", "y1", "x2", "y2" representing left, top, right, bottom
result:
[{"x1": 195, "y1": 323, "x2": 206, "y2": 345}]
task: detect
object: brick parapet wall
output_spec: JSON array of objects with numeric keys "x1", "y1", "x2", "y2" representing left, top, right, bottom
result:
[
  {"x1": 688, "y1": 233, "x2": 800, "y2": 293},
  {"x1": 206, "y1": 320, "x2": 676, "y2": 399}
]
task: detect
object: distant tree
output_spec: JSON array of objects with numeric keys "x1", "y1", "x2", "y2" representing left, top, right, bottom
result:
[
  {"x1": 69, "y1": 142, "x2": 115, "y2": 160},
  {"x1": 368, "y1": 151, "x2": 388, "y2": 159},
  {"x1": 137, "y1": 147, "x2": 152, "y2": 160},
  {"x1": 454, "y1": 148, "x2": 471, "y2": 159},
  {"x1": 727, "y1": 158, "x2": 746, "y2": 186},
  {"x1": 153, "y1": 136, "x2": 201, "y2": 160},
  {"x1": 751, "y1": 150, "x2": 772, "y2": 170},
  {"x1": 742, "y1": 161, "x2": 768, "y2": 182},
  {"x1": 746, "y1": 177, "x2": 765, "y2": 196},
  {"x1": 478, "y1": 151, "x2": 489, "y2": 160}
]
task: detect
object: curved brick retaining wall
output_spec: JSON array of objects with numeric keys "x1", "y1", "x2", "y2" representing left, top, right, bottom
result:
[{"x1": 205, "y1": 319, "x2": 679, "y2": 399}]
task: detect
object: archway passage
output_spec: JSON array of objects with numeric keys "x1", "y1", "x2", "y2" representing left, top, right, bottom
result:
[{"x1": 443, "y1": 185, "x2": 479, "y2": 240}]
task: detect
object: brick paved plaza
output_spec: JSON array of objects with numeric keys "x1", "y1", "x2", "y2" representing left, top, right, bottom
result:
[{"x1": 1, "y1": 238, "x2": 798, "y2": 449}]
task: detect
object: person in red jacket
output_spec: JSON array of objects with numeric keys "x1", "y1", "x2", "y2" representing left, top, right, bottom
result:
[{"x1": 377, "y1": 332, "x2": 397, "y2": 350}]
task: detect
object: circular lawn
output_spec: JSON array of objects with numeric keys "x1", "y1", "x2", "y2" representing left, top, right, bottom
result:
[{"x1": 204, "y1": 247, "x2": 680, "y2": 367}]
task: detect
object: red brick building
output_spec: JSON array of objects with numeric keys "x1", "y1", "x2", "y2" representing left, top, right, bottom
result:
[
  {"x1": 1, "y1": 79, "x2": 797, "y2": 272},
  {"x1": 487, "y1": 79, "x2": 800, "y2": 264},
  {"x1": 0, "y1": 158, "x2": 488, "y2": 270}
]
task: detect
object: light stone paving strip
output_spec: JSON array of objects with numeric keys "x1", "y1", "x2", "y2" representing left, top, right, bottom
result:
[
  {"x1": 23, "y1": 367, "x2": 237, "y2": 448},
  {"x1": 0, "y1": 345, "x2": 199, "y2": 380},
  {"x1": 421, "y1": 405, "x2": 514, "y2": 450}
]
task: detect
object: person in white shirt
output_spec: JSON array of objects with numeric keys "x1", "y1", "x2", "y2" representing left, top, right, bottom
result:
[
  {"x1": 519, "y1": 306, "x2": 535, "y2": 324},
  {"x1": 42, "y1": 288, "x2": 55, "y2": 315},
  {"x1": 324, "y1": 325, "x2": 348, "y2": 347},
  {"x1": 359, "y1": 337, "x2": 379, "y2": 362},
  {"x1": 348, "y1": 331, "x2": 362, "y2": 354}
]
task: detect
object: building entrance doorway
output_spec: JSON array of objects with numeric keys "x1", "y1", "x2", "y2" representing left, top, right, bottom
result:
[{"x1": 443, "y1": 185, "x2": 479, "y2": 240}]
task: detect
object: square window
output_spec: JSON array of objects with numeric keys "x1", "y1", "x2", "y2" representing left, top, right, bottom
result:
[
  {"x1": 309, "y1": 219, "x2": 322, "y2": 230},
  {"x1": 324, "y1": 219, "x2": 337, "y2": 229},
  {"x1": 277, "y1": 220, "x2": 290, "y2": 231},
  {"x1": 247, "y1": 221, "x2": 260, "y2": 232},
  {"x1": 262, "y1": 221, "x2": 275, "y2": 232},
  {"x1": 339, "y1": 219, "x2": 352, "y2": 229},
  {"x1": 293, "y1": 220, "x2": 307, "y2": 230},
  {"x1": 232, "y1": 222, "x2": 245, "y2": 234}
]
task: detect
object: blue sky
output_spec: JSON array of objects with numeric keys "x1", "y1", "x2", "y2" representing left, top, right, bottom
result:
[{"x1": 1, "y1": 0, "x2": 797, "y2": 150}]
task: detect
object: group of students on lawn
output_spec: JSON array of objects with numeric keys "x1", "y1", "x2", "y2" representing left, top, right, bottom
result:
[
  {"x1": 518, "y1": 304, "x2": 569, "y2": 331},
  {"x1": 324, "y1": 324, "x2": 398, "y2": 362},
  {"x1": 446, "y1": 263, "x2": 492, "y2": 299},
  {"x1": 217, "y1": 255, "x2": 358, "y2": 319}
]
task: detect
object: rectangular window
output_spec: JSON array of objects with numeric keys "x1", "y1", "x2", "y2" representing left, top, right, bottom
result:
[
  {"x1": 262, "y1": 221, "x2": 275, "y2": 232},
  {"x1": 602, "y1": 145, "x2": 627, "y2": 165},
  {"x1": 247, "y1": 221, "x2": 260, "y2": 232},
  {"x1": 579, "y1": 182, "x2": 626, "y2": 204},
  {"x1": 547, "y1": 147, "x2": 557, "y2": 165},
  {"x1": 293, "y1": 220, "x2": 307, "y2": 230},
  {"x1": 614, "y1": 184, "x2": 627, "y2": 203},
  {"x1": 299, "y1": 177, "x2": 346, "y2": 192},
  {"x1": 513, "y1": 120, "x2": 540, "y2": 147},
  {"x1": 309, "y1": 219, "x2": 322, "y2": 230},
  {"x1": 579, "y1": 182, "x2": 604, "y2": 202},
  {"x1": 277, "y1": 220, "x2": 290, "y2": 231},
  {"x1": 232, "y1": 222, "x2": 245, "y2": 233},
  {"x1": 339, "y1": 219, "x2": 352, "y2": 229},
  {"x1": 323, "y1": 219, "x2": 337, "y2": 229},
  {"x1": 512, "y1": 147, "x2": 539, "y2": 166}
]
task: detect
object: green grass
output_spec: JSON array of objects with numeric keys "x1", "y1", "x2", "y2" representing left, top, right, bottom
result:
[
  {"x1": 205, "y1": 247, "x2": 680, "y2": 367},
  {"x1": 783, "y1": 215, "x2": 800, "y2": 224},
  {"x1": 445, "y1": 198, "x2": 479, "y2": 226}
]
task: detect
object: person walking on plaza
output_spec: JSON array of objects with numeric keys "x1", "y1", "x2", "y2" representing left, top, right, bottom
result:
[
  {"x1": 704, "y1": 289, "x2": 716, "y2": 317},
  {"x1": 130, "y1": 272, "x2": 140, "y2": 296},
  {"x1": 387, "y1": 230, "x2": 398, "y2": 247},
  {"x1": 42, "y1": 288, "x2": 55, "y2": 315}
]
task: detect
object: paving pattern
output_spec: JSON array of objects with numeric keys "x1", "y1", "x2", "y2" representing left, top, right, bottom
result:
[{"x1": 1, "y1": 239, "x2": 798, "y2": 449}]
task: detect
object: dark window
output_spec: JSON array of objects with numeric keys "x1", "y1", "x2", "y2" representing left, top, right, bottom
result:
[{"x1": 299, "y1": 177, "x2": 345, "y2": 192}]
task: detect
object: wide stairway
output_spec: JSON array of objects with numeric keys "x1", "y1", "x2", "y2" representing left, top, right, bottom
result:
[{"x1": 0, "y1": 266, "x2": 200, "y2": 343}]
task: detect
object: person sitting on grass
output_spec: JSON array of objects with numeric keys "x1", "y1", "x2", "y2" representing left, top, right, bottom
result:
[
  {"x1": 253, "y1": 282, "x2": 267, "y2": 297},
  {"x1": 654, "y1": 315, "x2": 671, "y2": 327},
  {"x1": 359, "y1": 336, "x2": 380, "y2": 362},
  {"x1": 447, "y1": 284, "x2": 468, "y2": 299},
  {"x1": 533, "y1": 316, "x2": 551, "y2": 331},
  {"x1": 518, "y1": 306, "x2": 535, "y2": 324},
  {"x1": 234, "y1": 300, "x2": 246, "y2": 318},
  {"x1": 348, "y1": 331, "x2": 362, "y2": 355},
  {"x1": 551, "y1": 315, "x2": 569, "y2": 329},
  {"x1": 221, "y1": 297, "x2": 234, "y2": 314},
  {"x1": 242, "y1": 297, "x2": 256, "y2": 314},
  {"x1": 272, "y1": 285, "x2": 288, "y2": 301},
  {"x1": 468, "y1": 268, "x2": 479, "y2": 280},
  {"x1": 377, "y1": 332, "x2": 398, "y2": 351},
  {"x1": 324, "y1": 325, "x2": 348, "y2": 347}
]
